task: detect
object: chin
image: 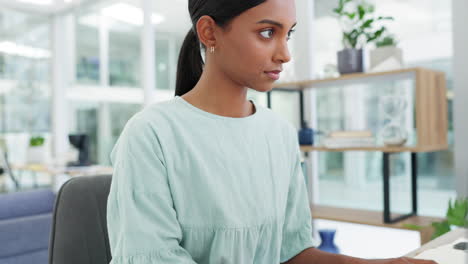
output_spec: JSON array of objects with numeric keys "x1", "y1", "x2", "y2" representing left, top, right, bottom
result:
[{"x1": 250, "y1": 83, "x2": 274, "y2": 93}]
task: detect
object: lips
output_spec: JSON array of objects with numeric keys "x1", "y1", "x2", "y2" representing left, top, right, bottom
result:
[{"x1": 264, "y1": 70, "x2": 281, "y2": 80}]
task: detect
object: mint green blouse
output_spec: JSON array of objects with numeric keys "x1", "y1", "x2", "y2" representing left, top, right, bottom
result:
[{"x1": 106, "y1": 95, "x2": 317, "y2": 264}]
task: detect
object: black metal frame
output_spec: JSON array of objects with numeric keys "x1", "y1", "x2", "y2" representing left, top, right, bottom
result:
[
  {"x1": 1, "y1": 151, "x2": 20, "y2": 190},
  {"x1": 382, "y1": 152, "x2": 418, "y2": 223},
  {"x1": 267, "y1": 89, "x2": 419, "y2": 224}
]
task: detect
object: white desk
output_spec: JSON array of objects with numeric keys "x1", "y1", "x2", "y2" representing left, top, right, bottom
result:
[
  {"x1": 405, "y1": 228, "x2": 467, "y2": 263},
  {"x1": 11, "y1": 164, "x2": 113, "y2": 189}
]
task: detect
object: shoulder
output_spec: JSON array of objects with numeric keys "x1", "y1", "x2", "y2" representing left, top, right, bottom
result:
[
  {"x1": 111, "y1": 99, "x2": 177, "y2": 162},
  {"x1": 122, "y1": 99, "x2": 177, "y2": 135}
]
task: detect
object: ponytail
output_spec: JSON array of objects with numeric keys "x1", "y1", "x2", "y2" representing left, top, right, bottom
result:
[{"x1": 175, "y1": 29, "x2": 204, "y2": 96}]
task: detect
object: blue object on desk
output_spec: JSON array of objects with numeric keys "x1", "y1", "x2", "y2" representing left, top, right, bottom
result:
[{"x1": 318, "y1": 229, "x2": 340, "y2": 254}]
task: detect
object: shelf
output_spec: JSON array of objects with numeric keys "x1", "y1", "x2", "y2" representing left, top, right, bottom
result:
[
  {"x1": 300, "y1": 144, "x2": 449, "y2": 153},
  {"x1": 311, "y1": 205, "x2": 443, "y2": 244},
  {"x1": 274, "y1": 67, "x2": 448, "y2": 154},
  {"x1": 312, "y1": 205, "x2": 442, "y2": 230},
  {"x1": 273, "y1": 67, "x2": 439, "y2": 90}
]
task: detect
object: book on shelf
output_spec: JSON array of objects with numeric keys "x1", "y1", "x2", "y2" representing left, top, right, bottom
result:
[
  {"x1": 323, "y1": 137, "x2": 376, "y2": 148},
  {"x1": 327, "y1": 130, "x2": 373, "y2": 138},
  {"x1": 322, "y1": 130, "x2": 376, "y2": 148}
]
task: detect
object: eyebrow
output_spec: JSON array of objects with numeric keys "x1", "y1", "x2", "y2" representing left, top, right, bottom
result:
[{"x1": 256, "y1": 19, "x2": 297, "y2": 30}]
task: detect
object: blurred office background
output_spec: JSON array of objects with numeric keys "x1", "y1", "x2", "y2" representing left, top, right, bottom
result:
[{"x1": 0, "y1": 0, "x2": 466, "y2": 260}]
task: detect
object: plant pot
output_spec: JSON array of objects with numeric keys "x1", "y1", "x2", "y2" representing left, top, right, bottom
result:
[
  {"x1": 369, "y1": 46, "x2": 403, "y2": 72},
  {"x1": 26, "y1": 145, "x2": 48, "y2": 164},
  {"x1": 337, "y1": 48, "x2": 363, "y2": 75}
]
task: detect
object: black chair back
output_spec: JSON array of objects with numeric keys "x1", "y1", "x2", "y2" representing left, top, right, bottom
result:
[{"x1": 49, "y1": 175, "x2": 112, "y2": 264}]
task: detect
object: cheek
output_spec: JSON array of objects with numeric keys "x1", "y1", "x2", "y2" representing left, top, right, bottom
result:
[{"x1": 228, "y1": 35, "x2": 271, "y2": 74}]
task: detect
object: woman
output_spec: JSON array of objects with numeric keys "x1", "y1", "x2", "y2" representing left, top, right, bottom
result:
[{"x1": 106, "y1": 0, "x2": 438, "y2": 263}]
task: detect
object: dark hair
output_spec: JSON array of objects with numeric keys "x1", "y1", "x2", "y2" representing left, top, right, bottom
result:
[{"x1": 175, "y1": 0, "x2": 266, "y2": 97}]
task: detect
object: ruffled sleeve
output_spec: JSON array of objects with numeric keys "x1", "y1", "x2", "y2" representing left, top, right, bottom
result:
[
  {"x1": 106, "y1": 114, "x2": 197, "y2": 264},
  {"x1": 280, "y1": 126, "x2": 318, "y2": 263}
]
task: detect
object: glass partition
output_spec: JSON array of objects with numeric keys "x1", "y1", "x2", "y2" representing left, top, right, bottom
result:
[
  {"x1": 76, "y1": 7, "x2": 100, "y2": 85},
  {"x1": 69, "y1": 100, "x2": 141, "y2": 165},
  {"x1": 0, "y1": 7, "x2": 51, "y2": 164},
  {"x1": 108, "y1": 18, "x2": 141, "y2": 88}
]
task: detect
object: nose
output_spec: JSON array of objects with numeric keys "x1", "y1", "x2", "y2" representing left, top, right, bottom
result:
[{"x1": 273, "y1": 40, "x2": 291, "y2": 64}]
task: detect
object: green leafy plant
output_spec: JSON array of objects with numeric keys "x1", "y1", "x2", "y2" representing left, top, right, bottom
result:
[
  {"x1": 376, "y1": 35, "x2": 398, "y2": 48},
  {"x1": 333, "y1": 0, "x2": 394, "y2": 49},
  {"x1": 29, "y1": 136, "x2": 45, "y2": 147},
  {"x1": 405, "y1": 198, "x2": 468, "y2": 240}
]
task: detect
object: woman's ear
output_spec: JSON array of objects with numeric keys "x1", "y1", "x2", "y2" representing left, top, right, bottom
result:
[{"x1": 196, "y1": 15, "x2": 217, "y2": 49}]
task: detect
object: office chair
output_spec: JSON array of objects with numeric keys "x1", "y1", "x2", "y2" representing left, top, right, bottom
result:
[{"x1": 48, "y1": 175, "x2": 112, "y2": 264}]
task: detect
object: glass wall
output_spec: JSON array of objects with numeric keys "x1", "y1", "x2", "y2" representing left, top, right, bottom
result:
[
  {"x1": 0, "y1": 7, "x2": 51, "y2": 164},
  {"x1": 155, "y1": 38, "x2": 170, "y2": 90},
  {"x1": 68, "y1": 0, "x2": 188, "y2": 165},
  {"x1": 68, "y1": 101, "x2": 141, "y2": 165},
  {"x1": 108, "y1": 19, "x2": 141, "y2": 87},
  {"x1": 312, "y1": 0, "x2": 455, "y2": 217},
  {"x1": 155, "y1": 35, "x2": 184, "y2": 91},
  {"x1": 76, "y1": 6, "x2": 100, "y2": 85}
]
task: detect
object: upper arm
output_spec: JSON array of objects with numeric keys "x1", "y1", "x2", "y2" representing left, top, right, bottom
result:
[
  {"x1": 279, "y1": 126, "x2": 317, "y2": 263},
  {"x1": 107, "y1": 116, "x2": 197, "y2": 263}
]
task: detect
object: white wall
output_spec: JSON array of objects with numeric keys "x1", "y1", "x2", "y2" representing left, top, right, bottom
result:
[
  {"x1": 453, "y1": 0, "x2": 468, "y2": 198},
  {"x1": 293, "y1": 0, "x2": 319, "y2": 206}
]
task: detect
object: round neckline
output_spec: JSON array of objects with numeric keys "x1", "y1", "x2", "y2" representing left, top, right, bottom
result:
[{"x1": 174, "y1": 95, "x2": 260, "y2": 121}]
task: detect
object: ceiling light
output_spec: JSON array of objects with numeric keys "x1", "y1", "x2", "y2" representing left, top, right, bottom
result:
[
  {"x1": 101, "y1": 3, "x2": 165, "y2": 26},
  {"x1": 0, "y1": 41, "x2": 51, "y2": 59},
  {"x1": 16, "y1": 0, "x2": 53, "y2": 5}
]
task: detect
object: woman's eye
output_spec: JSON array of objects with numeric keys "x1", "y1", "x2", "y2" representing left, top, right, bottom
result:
[
  {"x1": 287, "y1": 29, "x2": 295, "y2": 40},
  {"x1": 260, "y1": 29, "x2": 295, "y2": 41},
  {"x1": 260, "y1": 29, "x2": 274, "y2": 39}
]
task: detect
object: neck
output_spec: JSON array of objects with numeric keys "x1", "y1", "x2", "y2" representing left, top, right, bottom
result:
[{"x1": 181, "y1": 62, "x2": 255, "y2": 118}]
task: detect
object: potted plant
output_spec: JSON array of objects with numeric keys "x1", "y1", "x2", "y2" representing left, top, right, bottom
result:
[
  {"x1": 27, "y1": 135, "x2": 48, "y2": 164},
  {"x1": 405, "y1": 198, "x2": 468, "y2": 243},
  {"x1": 369, "y1": 34, "x2": 404, "y2": 72},
  {"x1": 333, "y1": 0, "x2": 393, "y2": 74}
]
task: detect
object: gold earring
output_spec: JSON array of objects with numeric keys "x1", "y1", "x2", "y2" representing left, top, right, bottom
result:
[{"x1": 210, "y1": 46, "x2": 215, "y2": 53}]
